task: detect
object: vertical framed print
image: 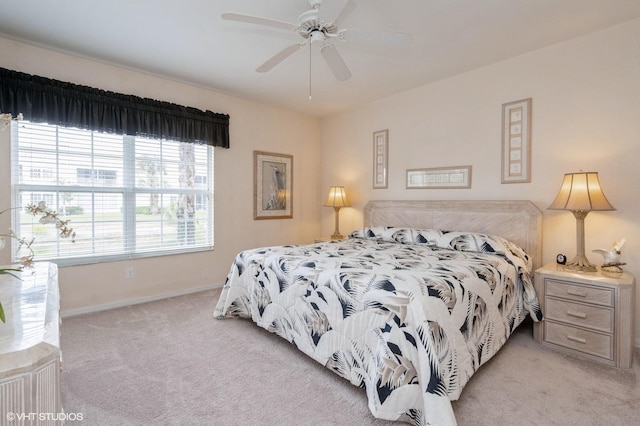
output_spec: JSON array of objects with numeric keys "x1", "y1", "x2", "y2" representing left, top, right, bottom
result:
[
  {"x1": 501, "y1": 98, "x2": 532, "y2": 183},
  {"x1": 254, "y1": 151, "x2": 293, "y2": 219},
  {"x1": 373, "y1": 129, "x2": 389, "y2": 189}
]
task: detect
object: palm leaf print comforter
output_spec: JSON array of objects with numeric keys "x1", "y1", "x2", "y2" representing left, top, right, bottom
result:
[{"x1": 214, "y1": 227, "x2": 542, "y2": 425}]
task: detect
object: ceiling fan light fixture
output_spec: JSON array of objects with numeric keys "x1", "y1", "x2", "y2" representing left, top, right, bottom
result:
[{"x1": 309, "y1": 30, "x2": 326, "y2": 43}]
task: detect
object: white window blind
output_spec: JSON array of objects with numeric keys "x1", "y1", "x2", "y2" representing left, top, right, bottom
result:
[{"x1": 11, "y1": 121, "x2": 214, "y2": 265}]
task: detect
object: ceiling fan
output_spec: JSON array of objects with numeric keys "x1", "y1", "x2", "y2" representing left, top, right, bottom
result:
[{"x1": 221, "y1": 0, "x2": 413, "y2": 84}]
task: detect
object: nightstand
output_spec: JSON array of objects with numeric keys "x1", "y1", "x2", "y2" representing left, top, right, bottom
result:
[{"x1": 533, "y1": 263, "x2": 635, "y2": 368}]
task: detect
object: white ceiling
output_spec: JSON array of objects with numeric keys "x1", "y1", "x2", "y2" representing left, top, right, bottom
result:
[{"x1": 1, "y1": 0, "x2": 640, "y2": 117}]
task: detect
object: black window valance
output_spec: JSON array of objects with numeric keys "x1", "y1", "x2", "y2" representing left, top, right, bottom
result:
[{"x1": 0, "y1": 67, "x2": 229, "y2": 148}]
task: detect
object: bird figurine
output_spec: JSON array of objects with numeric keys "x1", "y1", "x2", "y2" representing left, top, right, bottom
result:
[{"x1": 592, "y1": 238, "x2": 626, "y2": 272}]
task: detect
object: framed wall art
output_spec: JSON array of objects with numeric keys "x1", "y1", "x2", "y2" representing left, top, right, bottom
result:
[
  {"x1": 373, "y1": 129, "x2": 389, "y2": 189},
  {"x1": 501, "y1": 98, "x2": 532, "y2": 183},
  {"x1": 254, "y1": 151, "x2": 293, "y2": 219},
  {"x1": 406, "y1": 165, "x2": 472, "y2": 189}
]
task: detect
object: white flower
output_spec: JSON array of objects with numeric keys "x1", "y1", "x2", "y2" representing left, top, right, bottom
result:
[
  {"x1": 1, "y1": 112, "x2": 23, "y2": 130},
  {"x1": 39, "y1": 215, "x2": 58, "y2": 225}
]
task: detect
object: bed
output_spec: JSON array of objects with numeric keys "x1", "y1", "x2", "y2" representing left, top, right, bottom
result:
[{"x1": 214, "y1": 200, "x2": 543, "y2": 425}]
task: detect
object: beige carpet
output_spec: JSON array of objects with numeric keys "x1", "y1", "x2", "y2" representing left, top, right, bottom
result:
[{"x1": 60, "y1": 288, "x2": 639, "y2": 425}]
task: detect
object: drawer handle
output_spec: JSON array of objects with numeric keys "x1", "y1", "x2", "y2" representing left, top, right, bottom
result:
[
  {"x1": 566, "y1": 335, "x2": 587, "y2": 344},
  {"x1": 566, "y1": 310, "x2": 587, "y2": 319},
  {"x1": 566, "y1": 289, "x2": 587, "y2": 297}
]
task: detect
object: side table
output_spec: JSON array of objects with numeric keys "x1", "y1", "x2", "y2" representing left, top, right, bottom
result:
[
  {"x1": 0, "y1": 262, "x2": 63, "y2": 418},
  {"x1": 533, "y1": 263, "x2": 635, "y2": 368}
]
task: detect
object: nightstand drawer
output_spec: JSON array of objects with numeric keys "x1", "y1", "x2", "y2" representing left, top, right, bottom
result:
[
  {"x1": 544, "y1": 321, "x2": 613, "y2": 360},
  {"x1": 546, "y1": 279, "x2": 614, "y2": 306},
  {"x1": 545, "y1": 298, "x2": 613, "y2": 333}
]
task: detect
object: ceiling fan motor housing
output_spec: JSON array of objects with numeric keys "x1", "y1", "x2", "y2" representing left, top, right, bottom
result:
[{"x1": 298, "y1": 8, "x2": 336, "y2": 42}]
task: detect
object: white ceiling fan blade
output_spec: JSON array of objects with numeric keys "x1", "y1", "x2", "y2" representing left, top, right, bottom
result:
[
  {"x1": 320, "y1": 44, "x2": 352, "y2": 81},
  {"x1": 221, "y1": 13, "x2": 297, "y2": 31},
  {"x1": 340, "y1": 29, "x2": 413, "y2": 48},
  {"x1": 318, "y1": 0, "x2": 351, "y2": 25},
  {"x1": 256, "y1": 44, "x2": 303, "y2": 73}
]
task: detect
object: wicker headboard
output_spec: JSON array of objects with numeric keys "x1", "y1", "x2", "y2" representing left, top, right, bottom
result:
[{"x1": 363, "y1": 200, "x2": 543, "y2": 269}]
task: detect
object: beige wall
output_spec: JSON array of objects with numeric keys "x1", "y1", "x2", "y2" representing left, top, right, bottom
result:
[
  {"x1": 0, "y1": 38, "x2": 321, "y2": 314},
  {"x1": 319, "y1": 19, "x2": 640, "y2": 345}
]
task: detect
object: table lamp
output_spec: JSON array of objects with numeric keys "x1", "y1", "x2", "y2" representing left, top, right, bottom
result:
[
  {"x1": 548, "y1": 171, "x2": 615, "y2": 272},
  {"x1": 324, "y1": 186, "x2": 350, "y2": 239}
]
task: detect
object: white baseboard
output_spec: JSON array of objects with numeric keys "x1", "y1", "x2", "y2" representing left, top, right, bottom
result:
[{"x1": 61, "y1": 284, "x2": 222, "y2": 318}]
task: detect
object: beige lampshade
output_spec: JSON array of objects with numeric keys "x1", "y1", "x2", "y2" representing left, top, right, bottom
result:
[
  {"x1": 548, "y1": 172, "x2": 615, "y2": 212},
  {"x1": 324, "y1": 186, "x2": 350, "y2": 208}
]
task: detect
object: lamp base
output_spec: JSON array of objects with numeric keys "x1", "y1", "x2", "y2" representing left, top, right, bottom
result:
[
  {"x1": 565, "y1": 254, "x2": 597, "y2": 273},
  {"x1": 331, "y1": 206, "x2": 344, "y2": 240}
]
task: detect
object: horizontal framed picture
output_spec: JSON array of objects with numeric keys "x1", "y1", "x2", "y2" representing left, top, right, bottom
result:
[
  {"x1": 406, "y1": 165, "x2": 472, "y2": 189},
  {"x1": 254, "y1": 151, "x2": 293, "y2": 219},
  {"x1": 501, "y1": 98, "x2": 532, "y2": 183}
]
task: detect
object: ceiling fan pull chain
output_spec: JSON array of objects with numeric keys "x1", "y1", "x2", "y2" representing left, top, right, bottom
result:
[{"x1": 309, "y1": 43, "x2": 312, "y2": 100}]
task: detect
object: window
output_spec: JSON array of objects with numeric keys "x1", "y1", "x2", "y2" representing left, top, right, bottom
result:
[
  {"x1": 11, "y1": 121, "x2": 214, "y2": 265},
  {"x1": 76, "y1": 168, "x2": 117, "y2": 186}
]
